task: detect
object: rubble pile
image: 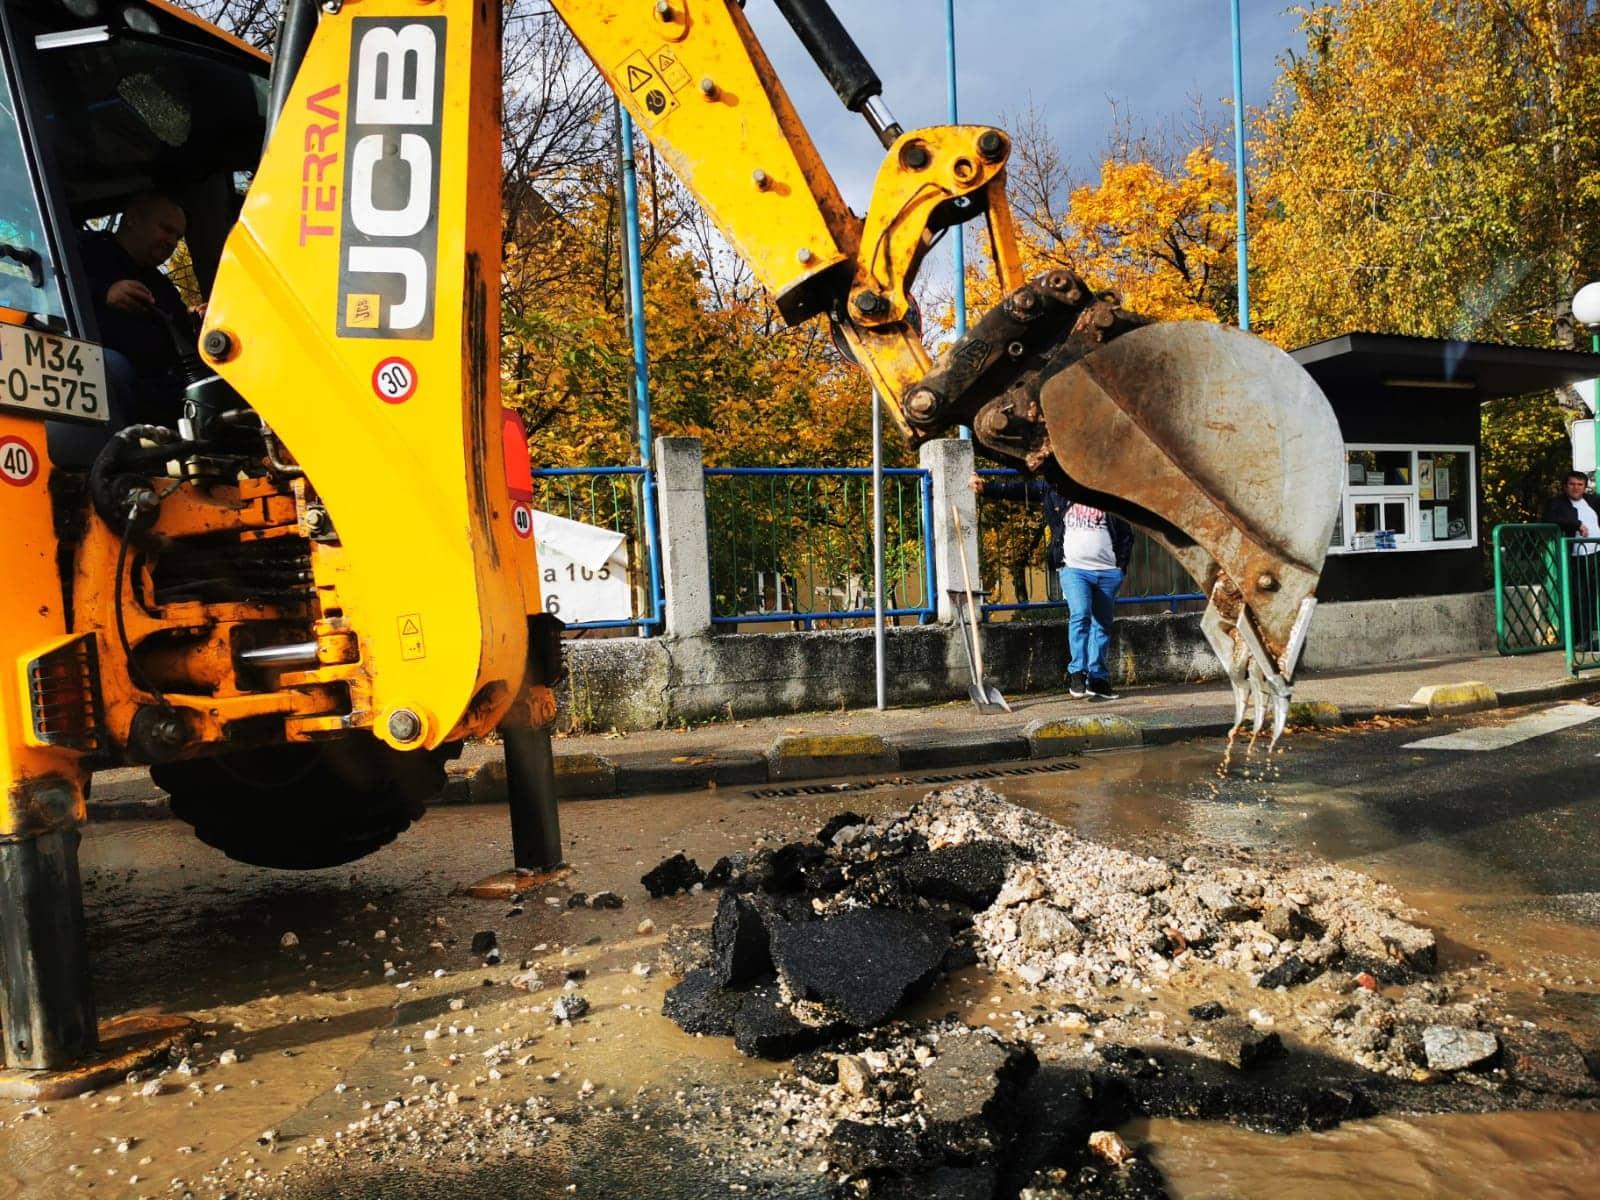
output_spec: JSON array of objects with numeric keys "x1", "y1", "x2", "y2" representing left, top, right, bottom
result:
[
  {"x1": 657, "y1": 785, "x2": 1457, "y2": 1070},
  {"x1": 735, "y1": 1019, "x2": 1169, "y2": 1199},
  {"x1": 656, "y1": 784, "x2": 1597, "y2": 1148}
]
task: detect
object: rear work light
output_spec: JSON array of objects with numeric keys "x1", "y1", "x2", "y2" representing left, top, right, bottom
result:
[{"x1": 28, "y1": 636, "x2": 104, "y2": 752}]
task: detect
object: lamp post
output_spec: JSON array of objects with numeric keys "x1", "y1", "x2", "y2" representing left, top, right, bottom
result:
[
  {"x1": 1229, "y1": 0, "x2": 1250, "y2": 330},
  {"x1": 1573, "y1": 282, "x2": 1600, "y2": 478}
]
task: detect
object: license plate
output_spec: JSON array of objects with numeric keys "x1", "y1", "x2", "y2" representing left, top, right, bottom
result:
[{"x1": 0, "y1": 325, "x2": 109, "y2": 424}]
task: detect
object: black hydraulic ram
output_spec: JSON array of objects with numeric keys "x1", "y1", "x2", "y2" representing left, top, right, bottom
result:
[
  {"x1": 769, "y1": 0, "x2": 902, "y2": 146},
  {"x1": 263, "y1": 0, "x2": 320, "y2": 142}
]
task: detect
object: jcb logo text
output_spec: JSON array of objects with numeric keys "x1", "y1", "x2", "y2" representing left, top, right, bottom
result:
[{"x1": 338, "y1": 17, "x2": 445, "y2": 339}]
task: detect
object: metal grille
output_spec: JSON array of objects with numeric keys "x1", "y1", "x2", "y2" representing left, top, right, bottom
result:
[
  {"x1": 1493, "y1": 523, "x2": 1563, "y2": 655},
  {"x1": 749, "y1": 758, "x2": 1081, "y2": 799},
  {"x1": 1562, "y1": 538, "x2": 1600, "y2": 673},
  {"x1": 28, "y1": 635, "x2": 103, "y2": 751}
]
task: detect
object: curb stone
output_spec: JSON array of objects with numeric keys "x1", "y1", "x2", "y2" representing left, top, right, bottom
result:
[
  {"x1": 1286, "y1": 701, "x2": 1344, "y2": 729},
  {"x1": 767, "y1": 734, "x2": 898, "y2": 781},
  {"x1": 467, "y1": 753, "x2": 619, "y2": 803},
  {"x1": 615, "y1": 754, "x2": 767, "y2": 793},
  {"x1": 888, "y1": 730, "x2": 1031, "y2": 771},
  {"x1": 1025, "y1": 715, "x2": 1142, "y2": 755},
  {"x1": 553, "y1": 752, "x2": 617, "y2": 798},
  {"x1": 1411, "y1": 681, "x2": 1497, "y2": 716}
]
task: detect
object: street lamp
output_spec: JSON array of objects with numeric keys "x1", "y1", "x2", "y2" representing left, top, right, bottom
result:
[
  {"x1": 1574, "y1": 282, "x2": 1600, "y2": 352},
  {"x1": 1573, "y1": 283, "x2": 1600, "y2": 478}
]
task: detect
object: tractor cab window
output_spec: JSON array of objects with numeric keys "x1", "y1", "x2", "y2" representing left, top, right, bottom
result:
[
  {"x1": 25, "y1": 16, "x2": 267, "y2": 303},
  {"x1": 0, "y1": 47, "x2": 66, "y2": 321}
]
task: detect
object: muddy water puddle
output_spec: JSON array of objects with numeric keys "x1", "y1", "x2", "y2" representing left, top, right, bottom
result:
[
  {"x1": 4, "y1": 736, "x2": 1598, "y2": 1198},
  {"x1": 1136, "y1": 1109, "x2": 1600, "y2": 1199}
]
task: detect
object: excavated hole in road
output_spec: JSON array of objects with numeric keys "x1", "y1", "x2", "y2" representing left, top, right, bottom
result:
[{"x1": 646, "y1": 784, "x2": 1600, "y2": 1199}]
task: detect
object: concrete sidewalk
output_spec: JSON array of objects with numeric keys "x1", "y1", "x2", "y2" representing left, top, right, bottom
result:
[
  {"x1": 454, "y1": 648, "x2": 1598, "y2": 802},
  {"x1": 85, "y1": 648, "x2": 1599, "y2": 818}
]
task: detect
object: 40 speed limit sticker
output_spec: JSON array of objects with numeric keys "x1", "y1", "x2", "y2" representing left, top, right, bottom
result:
[
  {"x1": 0, "y1": 434, "x2": 40, "y2": 487},
  {"x1": 511, "y1": 500, "x2": 534, "y2": 540}
]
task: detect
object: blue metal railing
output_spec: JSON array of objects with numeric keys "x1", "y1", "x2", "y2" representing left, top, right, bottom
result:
[
  {"x1": 974, "y1": 469, "x2": 1203, "y2": 616},
  {"x1": 704, "y1": 466, "x2": 937, "y2": 627},
  {"x1": 530, "y1": 466, "x2": 661, "y2": 632}
]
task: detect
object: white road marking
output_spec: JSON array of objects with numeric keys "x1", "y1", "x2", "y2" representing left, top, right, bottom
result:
[{"x1": 1403, "y1": 703, "x2": 1600, "y2": 751}]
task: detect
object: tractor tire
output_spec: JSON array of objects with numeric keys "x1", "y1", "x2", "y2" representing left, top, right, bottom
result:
[{"x1": 151, "y1": 736, "x2": 452, "y2": 870}]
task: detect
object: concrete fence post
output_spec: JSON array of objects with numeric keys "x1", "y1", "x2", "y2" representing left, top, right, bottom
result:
[
  {"x1": 920, "y1": 437, "x2": 978, "y2": 623},
  {"x1": 654, "y1": 436, "x2": 712, "y2": 637}
]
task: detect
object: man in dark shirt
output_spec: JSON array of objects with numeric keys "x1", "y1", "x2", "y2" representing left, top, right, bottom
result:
[
  {"x1": 1543, "y1": 470, "x2": 1600, "y2": 650},
  {"x1": 78, "y1": 192, "x2": 194, "y2": 427}
]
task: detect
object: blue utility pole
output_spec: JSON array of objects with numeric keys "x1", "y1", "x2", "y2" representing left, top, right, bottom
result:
[
  {"x1": 946, "y1": 0, "x2": 965, "y2": 340},
  {"x1": 1229, "y1": 0, "x2": 1251, "y2": 330},
  {"x1": 946, "y1": 0, "x2": 971, "y2": 440},
  {"x1": 619, "y1": 105, "x2": 664, "y2": 628}
]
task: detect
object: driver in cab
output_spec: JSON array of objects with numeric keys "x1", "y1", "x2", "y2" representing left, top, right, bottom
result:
[{"x1": 77, "y1": 191, "x2": 198, "y2": 428}]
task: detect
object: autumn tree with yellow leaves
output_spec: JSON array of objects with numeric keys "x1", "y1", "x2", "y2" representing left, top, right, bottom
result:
[{"x1": 1250, "y1": 0, "x2": 1600, "y2": 530}]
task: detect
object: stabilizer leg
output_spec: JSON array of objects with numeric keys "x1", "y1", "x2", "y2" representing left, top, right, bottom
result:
[
  {"x1": 0, "y1": 825, "x2": 193, "y2": 1100},
  {"x1": 0, "y1": 828, "x2": 96, "y2": 1070},
  {"x1": 504, "y1": 724, "x2": 562, "y2": 872}
]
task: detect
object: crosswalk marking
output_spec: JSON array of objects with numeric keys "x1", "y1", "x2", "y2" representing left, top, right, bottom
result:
[{"x1": 1403, "y1": 703, "x2": 1600, "y2": 751}]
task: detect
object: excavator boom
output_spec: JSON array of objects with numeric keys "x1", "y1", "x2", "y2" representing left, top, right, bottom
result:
[{"x1": 550, "y1": 0, "x2": 1343, "y2": 733}]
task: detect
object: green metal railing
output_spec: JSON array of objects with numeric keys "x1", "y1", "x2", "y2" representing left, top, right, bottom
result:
[
  {"x1": 1560, "y1": 537, "x2": 1600, "y2": 674},
  {"x1": 1493, "y1": 523, "x2": 1563, "y2": 655}
]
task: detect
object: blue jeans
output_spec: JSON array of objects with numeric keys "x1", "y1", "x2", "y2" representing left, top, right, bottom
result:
[{"x1": 1058, "y1": 566, "x2": 1122, "y2": 680}]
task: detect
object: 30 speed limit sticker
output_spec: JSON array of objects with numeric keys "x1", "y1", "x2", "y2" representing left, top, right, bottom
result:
[
  {"x1": 511, "y1": 500, "x2": 534, "y2": 540},
  {"x1": 0, "y1": 435, "x2": 40, "y2": 487},
  {"x1": 371, "y1": 357, "x2": 418, "y2": 404}
]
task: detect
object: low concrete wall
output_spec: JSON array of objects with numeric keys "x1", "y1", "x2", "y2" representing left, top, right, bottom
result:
[
  {"x1": 557, "y1": 591, "x2": 1494, "y2": 731},
  {"x1": 1299, "y1": 590, "x2": 1495, "y2": 670}
]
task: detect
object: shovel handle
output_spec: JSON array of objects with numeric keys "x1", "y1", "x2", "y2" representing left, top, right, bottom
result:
[{"x1": 950, "y1": 505, "x2": 988, "y2": 682}]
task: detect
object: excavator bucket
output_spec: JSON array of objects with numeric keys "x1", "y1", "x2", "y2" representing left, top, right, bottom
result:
[{"x1": 1037, "y1": 322, "x2": 1344, "y2": 742}]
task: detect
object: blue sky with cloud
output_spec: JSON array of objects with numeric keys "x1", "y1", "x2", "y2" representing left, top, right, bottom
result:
[{"x1": 739, "y1": 1, "x2": 1308, "y2": 211}]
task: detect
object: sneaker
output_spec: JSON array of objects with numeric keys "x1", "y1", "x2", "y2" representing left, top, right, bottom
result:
[
  {"x1": 1067, "y1": 672, "x2": 1088, "y2": 698},
  {"x1": 1087, "y1": 677, "x2": 1119, "y2": 700}
]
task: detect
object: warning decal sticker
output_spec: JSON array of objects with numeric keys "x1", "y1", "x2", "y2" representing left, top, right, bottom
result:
[
  {"x1": 614, "y1": 49, "x2": 677, "y2": 125},
  {"x1": 652, "y1": 46, "x2": 691, "y2": 92},
  {"x1": 397, "y1": 612, "x2": 426, "y2": 661}
]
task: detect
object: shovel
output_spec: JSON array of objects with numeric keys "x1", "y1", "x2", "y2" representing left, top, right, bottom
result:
[{"x1": 950, "y1": 506, "x2": 1010, "y2": 713}]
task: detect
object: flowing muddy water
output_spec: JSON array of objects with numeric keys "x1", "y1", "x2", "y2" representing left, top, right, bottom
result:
[{"x1": 3, "y1": 725, "x2": 1598, "y2": 1198}]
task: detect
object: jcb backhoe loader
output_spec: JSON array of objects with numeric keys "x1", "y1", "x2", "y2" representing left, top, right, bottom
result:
[{"x1": 0, "y1": 0, "x2": 1341, "y2": 1081}]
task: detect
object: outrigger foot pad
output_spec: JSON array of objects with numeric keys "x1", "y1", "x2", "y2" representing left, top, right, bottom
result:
[
  {"x1": 463, "y1": 865, "x2": 572, "y2": 900},
  {"x1": 0, "y1": 1013, "x2": 193, "y2": 1101}
]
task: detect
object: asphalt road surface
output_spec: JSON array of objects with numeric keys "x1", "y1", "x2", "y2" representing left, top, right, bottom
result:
[{"x1": 5, "y1": 700, "x2": 1600, "y2": 1200}]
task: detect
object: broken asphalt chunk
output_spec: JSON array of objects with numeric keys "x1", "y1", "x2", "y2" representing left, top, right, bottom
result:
[
  {"x1": 469, "y1": 930, "x2": 497, "y2": 956},
  {"x1": 914, "y1": 1026, "x2": 1038, "y2": 1162},
  {"x1": 710, "y1": 891, "x2": 773, "y2": 988},
  {"x1": 704, "y1": 854, "x2": 745, "y2": 888},
  {"x1": 898, "y1": 841, "x2": 1012, "y2": 910},
  {"x1": 1502, "y1": 1029, "x2": 1599, "y2": 1097},
  {"x1": 1256, "y1": 953, "x2": 1323, "y2": 990},
  {"x1": 1200, "y1": 1018, "x2": 1284, "y2": 1071},
  {"x1": 732, "y1": 984, "x2": 841, "y2": 1060},
  {"x1": 641, "y1": 853, "x2": 704, "y2": 898},
  {"x1": 662, "y1": 968, "x2": 743, "y2": 1038},
  {"x1": 827, "y1": 1118, "x2": 926, "y2": 1174},
  {"x1": 770, "y1": 908, "x2": 952, "y2": 1029}
]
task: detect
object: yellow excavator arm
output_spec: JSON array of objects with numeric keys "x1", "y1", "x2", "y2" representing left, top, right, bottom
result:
[{"x1": 546, "y1": 0, "x2": 1344, "y2": 735}]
